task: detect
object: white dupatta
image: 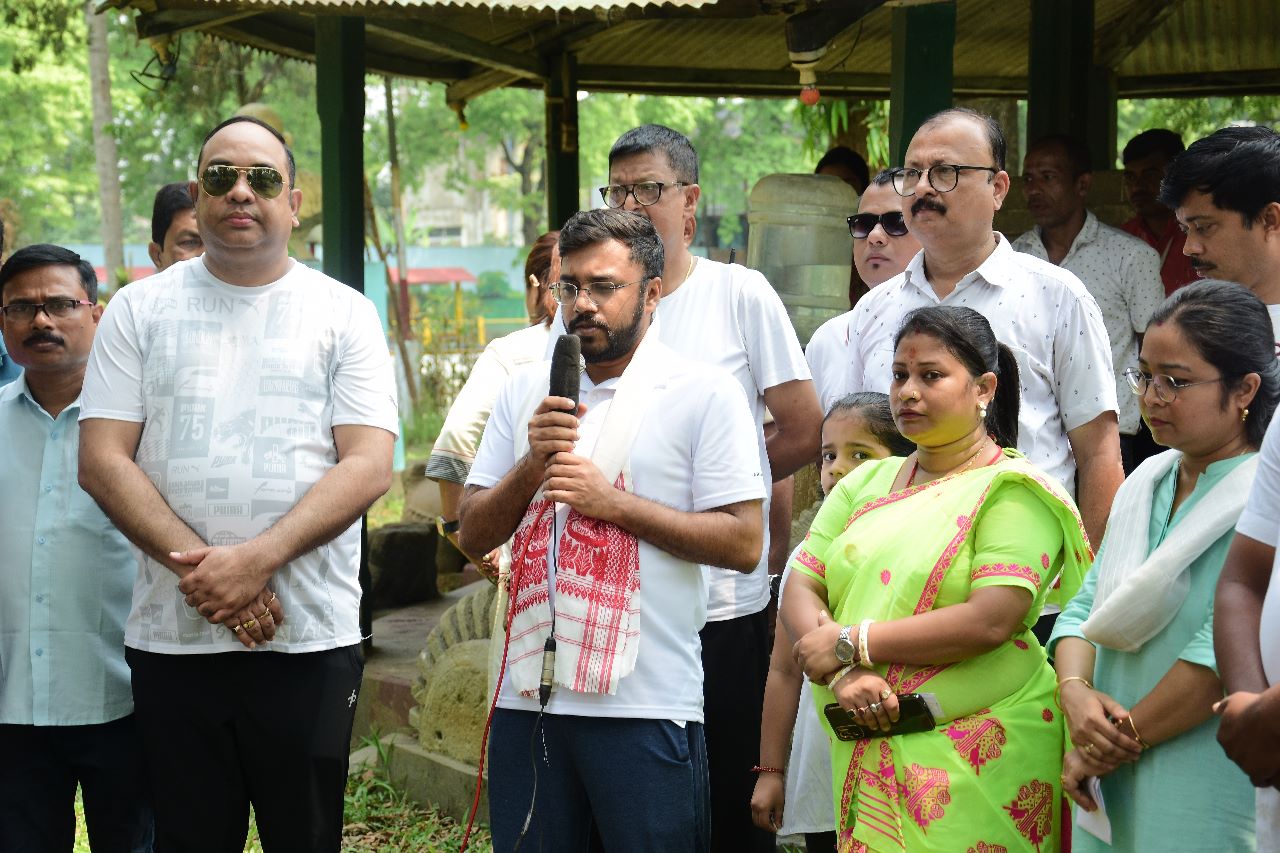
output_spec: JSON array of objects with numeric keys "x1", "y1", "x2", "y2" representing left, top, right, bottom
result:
[{"x1": 1082, "y1": 449, "x2": 1258, "y2": 652}]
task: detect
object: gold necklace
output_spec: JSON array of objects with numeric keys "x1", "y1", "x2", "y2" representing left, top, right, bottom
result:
[
  {"x1": 908, "y1": 440, "x2": 996, "y2": 488},
  {"x1": 682, "y1": 253, "x2": 696, "y2": 286}
]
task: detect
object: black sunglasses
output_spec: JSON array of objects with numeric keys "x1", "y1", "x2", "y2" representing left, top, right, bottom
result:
[
  {"x1": 847, "y1": 211, "x2": 909, "y2": 239},
  {"x1": 200, "y1": 164, "x2": 286, "y2": 200}
]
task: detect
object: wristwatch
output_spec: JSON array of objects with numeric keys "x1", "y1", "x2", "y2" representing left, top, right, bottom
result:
[
  {"x1": 436, "y1": 516, "x2": 460, "y2": 539},
  {"x1": 835, "y1": 624, "x2": 856, "y2": 665}
]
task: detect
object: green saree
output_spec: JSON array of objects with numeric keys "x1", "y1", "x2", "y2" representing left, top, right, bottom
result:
[{"x1": 790, "y1": 449, "x2": 1091, "y2": 853}]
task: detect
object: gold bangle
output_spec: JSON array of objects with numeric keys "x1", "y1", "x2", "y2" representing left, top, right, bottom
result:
[
  {"x1": 1126, "y1": 713, "x2": 1151, "y2": 750},
  {"x1": 827, "y1": 664, "x2": 855, "y2": 689},
  {"x1": 1054, "y1": 675, "x2": 1093, "y2": 709}
]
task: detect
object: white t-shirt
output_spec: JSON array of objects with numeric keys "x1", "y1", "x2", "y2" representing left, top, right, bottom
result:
[
  {"x1": 468, "y1": 349, "x2": 765, "y2": 721},
  {"x1": 1239, "y1": 408, "x2": 1280, "y2": 686},
  {"x1": 551, "y1": 258, "x2": 810, "y2": 620},
  {"x1": 837, "y1": 235, "x2": 1118, "y2": 495},
  {"x1": 80, "y1": 257, "x2": 400, "y2": 654},
  {"x1": 807, "y1": 309, "x2": 856, "y2": 414},
  {"x1": 776, "y1": 562, "x2": 835, "y2": 835},
  {"x1": 426, "y1": 321, "x2": 550, "y2": 484},
  {"x1": 1012, "y1": 212, "x2": 1164, "y2": 436}
]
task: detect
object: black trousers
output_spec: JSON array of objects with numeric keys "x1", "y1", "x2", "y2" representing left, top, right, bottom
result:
[
  {"x1": 700, "y1": 609, "x2": 774, "y2": 853},
  {"x1": 0, "y1": 715, "x2": 154, "y2": 853},
  {"x1": 126, "y1": 646, "x2": 363, "y2": 853}
]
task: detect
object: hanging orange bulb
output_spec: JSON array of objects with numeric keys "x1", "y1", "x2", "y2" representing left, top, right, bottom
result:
[{"x1": 799, "y1": 84, "x2": 820, "y2": 106}]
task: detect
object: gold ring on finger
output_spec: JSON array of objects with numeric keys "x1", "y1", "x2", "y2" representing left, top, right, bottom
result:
[
  {"x1": 1084, "y1": 743, "x2": 1095, "y2": 754},
  {"x1": 879, "y1": 688, "x2": 892, "y2": 700},
  {"x1": 242, "y1": 618, "x2": 257, "y2": 630},
  {"x1": 256, "y1": 610, "x2": 270, "y2": 621},
  {"x1": 232, "y1": 624, "x2": 245, "y2": 634},
  {"x1": 265, "y1": 592, "x2": 276, "y2": 605}
]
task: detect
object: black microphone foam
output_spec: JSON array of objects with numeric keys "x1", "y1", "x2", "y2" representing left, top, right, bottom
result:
[{"x1": 549, "y1": 334, "x2": 581, "y2": 413}]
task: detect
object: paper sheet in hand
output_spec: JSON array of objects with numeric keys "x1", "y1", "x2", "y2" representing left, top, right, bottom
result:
[{"x1": 1075, "y1": 776, "x2": 1112, "y2": 843}]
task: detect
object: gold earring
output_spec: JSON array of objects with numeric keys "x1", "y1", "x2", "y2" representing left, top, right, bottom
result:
[{"x1": 1243, "y1": 408, "x2": 1250, "y2": 422}]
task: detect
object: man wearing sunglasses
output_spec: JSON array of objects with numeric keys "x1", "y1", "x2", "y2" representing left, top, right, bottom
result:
[
  {"x1": 0, "y1": 245, "x2": 154, "y2": 850},
  {"x1": 79, "y1": 116, "x2": 398, "y2": 852},
  {"x1": 807, "y1": 170, "x2": 922, "y2": 411},
  {"x1": 1012, "y1": 135, "x2": 1165, "y2": 474},
  {"x1": 835, "y1": 108, "x2": 1122, "y2": 553},
  {"x1": 569, "y1": 124, "x2": 820, "y2": 853}
]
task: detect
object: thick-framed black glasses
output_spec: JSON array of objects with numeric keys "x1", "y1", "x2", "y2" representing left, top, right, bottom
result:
[
  {"x1": 890, "y1": 164, "x2": 998, "y2": 197},
  {"x1": 598, "y1": 182, "x2": 687, "y2": 208},
  {"x1": 0, "y1": 298, "x2": 95, "y2": 322},
  {"x1": 847, "y1": 212, "x2": 909, "y2": 239},
  {"x1": 1124, "y1": 367, "x2": 1226, "y2": 403},
  {"x1": 550, "y1": 278, "x2": 648, "y2": 305},
  {"x1": 200, "y1": 164, "x2": 286, "y2": 199}
]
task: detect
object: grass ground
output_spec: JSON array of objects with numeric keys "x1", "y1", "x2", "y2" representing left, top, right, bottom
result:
[{"x1": 73, "y1": 762, "x2": 492, "y2": 852}]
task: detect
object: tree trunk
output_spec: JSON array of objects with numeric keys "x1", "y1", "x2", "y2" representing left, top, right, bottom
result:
[
  {"x1": 86, "y1": 2, "x2": 124, "y2": 288},
  {"x1": 376, "y1": 80, "x2": 421, "y2": 415}
]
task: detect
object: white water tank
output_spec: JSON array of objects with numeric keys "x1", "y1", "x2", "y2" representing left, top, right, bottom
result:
[{"x1": 747, "y1": 173, "x2": 858, "y2": 344}]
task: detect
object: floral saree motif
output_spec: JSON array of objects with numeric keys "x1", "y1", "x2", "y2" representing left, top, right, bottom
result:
[{"x1": 790, "y1": 451, "x2": 1090, "y2": 853}]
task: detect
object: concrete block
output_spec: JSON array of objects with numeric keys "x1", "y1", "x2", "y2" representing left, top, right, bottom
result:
[{"x1": 384, "y1": 736, "x2": 488, "y2": 826}]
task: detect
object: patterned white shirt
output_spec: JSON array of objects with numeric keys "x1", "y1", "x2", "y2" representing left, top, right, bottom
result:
[
  {"x1": 1013, "y1": 211, "x2": 1165, "y2": 435},
  {"x1": 81, "y1": 257, "x2": 399, "y2": 654},
  {"x1": 838, "y1": 235, "x2": 1117, "y2": 496}
]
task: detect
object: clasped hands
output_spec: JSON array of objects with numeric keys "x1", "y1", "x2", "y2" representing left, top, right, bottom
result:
[
  {"x1": 793, "y1": 611, "x2": 900, "y2": 732},
  {"x1": 527, "y1": 396, "x2": 619, "y2": 520},
  {"x1": 174, "y1": 543, "x2": 284, "y2": 650},
  {"x1": 1216, "y1": 691, "x2": 1280, "y2": 790},
  {"x1": 1058, "y1": 679, "x2": 1144, "y2": 811}
]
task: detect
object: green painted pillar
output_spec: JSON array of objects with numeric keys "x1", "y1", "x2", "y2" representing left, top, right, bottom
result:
[
  {"x1": 1026, "y1": 0, "x2": 1093, "y2": 150},
  {"x1": 545, "y1": 52, "x2": 580, "y2": 232},
  {"x1": 315, "y1": 17, "x2": 372, "y2": 651},
  {"x1": 889, "y1": 2, "x2": 956, "y2": 165},
  {"x1": 315, "y1": 16, "x2": 365, "y2": 293}
]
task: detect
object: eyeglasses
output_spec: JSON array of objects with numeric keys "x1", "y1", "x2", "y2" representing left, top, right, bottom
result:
[
  {"x1": 598, "y1": 182, "x2": 687, "y2": 208},
  {"x1": 1124, "y1": 367, "x2": 1226, "y2": 403},
  {"x1": 199, "y1": 164, "x2": 286, "y2": 199},
  {"x1": 550, "y1": 278, "x2": 648, "y2": 305},
  {"x1": 0, "y1": 298, "x2": 95, "y2": 322},
  {"x1": 847, "y1": 212, "x2": 909, "y2": 239},
  {"x1": 890, "y1": 164, "x2": 999, "y2": 197}
]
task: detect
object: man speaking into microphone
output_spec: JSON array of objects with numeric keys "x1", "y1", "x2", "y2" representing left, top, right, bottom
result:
[{"x1": 460, "y1": 209, "x2": 765, "y2": 850}]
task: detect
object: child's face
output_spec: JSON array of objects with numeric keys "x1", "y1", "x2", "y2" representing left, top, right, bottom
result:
[{"x1": 820, "y1": 411, "x2": 895, "y2": 494}]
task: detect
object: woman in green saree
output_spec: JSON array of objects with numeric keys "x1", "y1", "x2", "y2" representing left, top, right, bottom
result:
[{"x1": 781, "y1": 306, "x2": 1091, "y2": 853}]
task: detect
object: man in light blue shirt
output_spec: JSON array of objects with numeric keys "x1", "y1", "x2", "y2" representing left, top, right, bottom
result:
[{"x1": 0, "y1": 244, "x2": 152, "y2": 850}]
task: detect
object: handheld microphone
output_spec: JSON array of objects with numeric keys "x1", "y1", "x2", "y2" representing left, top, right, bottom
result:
[
  {"x1": 538, "y1": 636, "x2": 557, "y2": 707},
  {"x1": 548, "y1": 334, "x2": 581, "y2": 414}
]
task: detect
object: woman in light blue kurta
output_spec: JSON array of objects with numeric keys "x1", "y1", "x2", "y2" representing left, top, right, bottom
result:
[{"x1": 1050, "y1": 280, "x2": 1280, "y2": 852}]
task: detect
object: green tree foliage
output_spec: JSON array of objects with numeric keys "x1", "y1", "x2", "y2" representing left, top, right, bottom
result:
[{"x1": 1116, "y1": 97, "x2": 1280, "y2": 167}]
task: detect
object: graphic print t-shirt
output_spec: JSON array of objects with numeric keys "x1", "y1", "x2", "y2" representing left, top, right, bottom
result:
[{"x1": 81, "y1": 258, "x2": 399, "y2": 654}]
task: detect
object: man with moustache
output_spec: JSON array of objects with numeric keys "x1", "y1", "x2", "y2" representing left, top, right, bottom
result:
[
  {"x1": 839, "y1": 108, "x2": 1121, "y2": 550},
  {"x1": 807, "y1": 169, "x2": 923, "y2": 411},
  {"x1": 1121, "y1": 129, "x2": 1196, "y2": 295},
  {"x1": 544, "y1": 124, "x2": 818, "y2": 851},
  {"x1": 148, "y1": 181, "x2": 204, "y2": 271},
  {"x1": 0, "y1": 245, "x2": 153, "y2": 850},
  {"x1": 78, "y1": 116, "x2": 398, "y2": 851},
  {"x1": 460, "y1": 209, "x2": 765, "y2": 849},
  {"x1": 1012, "y1": 135, "x2": 1164, "y2": 473},
  {"x1": 1158, "y1": 125, "x2": 1280, "y2": 334}
]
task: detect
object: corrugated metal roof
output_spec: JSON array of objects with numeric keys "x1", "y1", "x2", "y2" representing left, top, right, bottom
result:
[{"x1": 115, "y1": 0, "x2": 1280, "y2": 99}]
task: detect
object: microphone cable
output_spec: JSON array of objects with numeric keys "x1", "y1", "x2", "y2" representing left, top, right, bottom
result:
[
  {"x1": 512, "y1": 505, "x2": 562, "y2": 851},
  {"x1": 459, "y1": 501, "x2": 552, "y2": 852}
]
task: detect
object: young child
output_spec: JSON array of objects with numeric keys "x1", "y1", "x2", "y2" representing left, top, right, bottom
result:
[{"x1": 750, "y1": 393, "x2": 914, "y2": 852}]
